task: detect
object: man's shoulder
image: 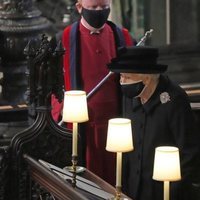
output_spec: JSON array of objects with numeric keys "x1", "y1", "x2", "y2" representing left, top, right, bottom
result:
[
  {"x1": 106, "y1": 21, "x2": 122, "y2": 31},
  {"x1": 62, "y1": 22, "x2": 80, "y2": 45},
  {"x1": 106, "y1": 21, "x2": 129, "y2": 32},
  {"x1": 106, "y1": 21, "x2": 133, "y2": 46},
  {"x1": 63, "y1": 21, "x2": 79, "y2": 34}
]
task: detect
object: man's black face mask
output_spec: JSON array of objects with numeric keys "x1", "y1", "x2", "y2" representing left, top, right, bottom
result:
[
  {"x1": 121, "y1": 81, "x2": 145, "y2": 98},
  {"x1": 81, "y1": 7, "x2": 110, "y2": 29}
]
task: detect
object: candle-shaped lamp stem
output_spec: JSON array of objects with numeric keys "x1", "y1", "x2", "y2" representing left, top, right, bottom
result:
[
  {"x1": 164, "y1": 181, "x2": 169, "y2": 200},
  {"x1": 116, "y1": 152, "x2": 122, "y2": 187},
  {"x1": 72, "y1": 122, "x2": 78, "y2": 156}
]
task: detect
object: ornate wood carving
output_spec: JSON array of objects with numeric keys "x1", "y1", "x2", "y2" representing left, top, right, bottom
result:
[
  {"x1": 0, "y1": 0, "x2": 50, "y2": 106},
  {"x1": 1, "y1": 35, "x2": 76, "y2": 200},
  {"x1": 0, "y1": 146, "x2": 9, "y2": 200}
]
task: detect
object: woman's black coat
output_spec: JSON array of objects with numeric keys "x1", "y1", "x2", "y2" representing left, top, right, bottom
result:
[{"x1": 122, "y1": 75, "x2": 199, "y2": 200}]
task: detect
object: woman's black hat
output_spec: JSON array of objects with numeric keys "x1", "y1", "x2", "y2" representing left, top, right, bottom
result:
[{"x1": 107, "y1": 46, "x2": 168, "y2": 73}]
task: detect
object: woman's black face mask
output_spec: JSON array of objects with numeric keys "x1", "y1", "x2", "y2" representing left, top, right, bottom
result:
[
  {"x1": 121, "y1": 81, "x2": 145, "y2": 98},
  {"x1": 81, "y1": 7, "x2": 110, "y2": 29}
]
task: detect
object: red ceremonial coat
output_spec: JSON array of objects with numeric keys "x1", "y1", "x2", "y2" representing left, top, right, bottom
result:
[{"x1": 53, "y1": 21, "x2": 133, "y2": 185}]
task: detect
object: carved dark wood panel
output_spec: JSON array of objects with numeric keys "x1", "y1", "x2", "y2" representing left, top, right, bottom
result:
[
  {"x1": 0, "y1": 0, "x2": 51, "y2": 106},
  {"x1": 0, "y1": 34, "x2": 77, "y2": 200},
  {"x1": 8, "y1": 111, "x2": 74, "y2": 200},
  {"x1": 0, "y1": 146, "x2": 9, "y2": 200}
]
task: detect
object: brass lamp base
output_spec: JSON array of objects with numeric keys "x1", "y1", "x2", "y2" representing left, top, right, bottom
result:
[
  {"x1": 110, "y1": 197, "x2": 128, "y2": 200},
  {"x1": 63, "y1": 165, "x2": 86, "y2": 174},
  {"x1": 63, "y1": 155, "x2": 86, "y2": 187},
  {"x1": 63, "y1": 155, "x2": 86, "y2": 174},
  {"x1": 109, "y1": 186, "x2": 129, "y2": 200}
]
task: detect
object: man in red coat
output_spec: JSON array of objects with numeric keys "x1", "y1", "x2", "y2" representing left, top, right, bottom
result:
[{"x1": 52, "y1": 0, "x2": 133, "y2": 185}]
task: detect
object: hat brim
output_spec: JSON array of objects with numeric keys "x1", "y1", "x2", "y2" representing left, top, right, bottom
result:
[{"x1": 107, "y1": 63, "x2": 168, "y2": 74}]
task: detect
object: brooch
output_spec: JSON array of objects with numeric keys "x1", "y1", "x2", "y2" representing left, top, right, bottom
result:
[{"x1": 160, "y1": 92, "x2": 171, "y2": 104}]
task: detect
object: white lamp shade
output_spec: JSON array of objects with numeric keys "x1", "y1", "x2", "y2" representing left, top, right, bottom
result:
[
  {"x1": 62, "y1": 90, "x2": 89, "y2": 123},
  {"x1": 153, "y1": 146, "x2": 181, "y2": 181},
  {"x1": 106, "y1": 118, "x2": 134, "y2": 152}
]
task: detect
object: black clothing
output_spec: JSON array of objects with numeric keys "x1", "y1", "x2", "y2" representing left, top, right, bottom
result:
[{"x1": 122, "y1": 75, "x2": 199, "y2": 200}]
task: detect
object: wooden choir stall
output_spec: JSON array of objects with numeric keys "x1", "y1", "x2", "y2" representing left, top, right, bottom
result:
[{"x1": 24, "y1": 154, "x2": 131, "y2": 200}]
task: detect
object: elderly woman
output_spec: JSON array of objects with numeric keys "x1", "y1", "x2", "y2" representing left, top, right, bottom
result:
[{"x1": 107, "y1": 46, "x2": 199, "y2": 200}]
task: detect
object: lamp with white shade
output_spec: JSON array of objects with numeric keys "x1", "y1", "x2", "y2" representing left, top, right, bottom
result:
[
  {"x1": 106, "y1": 118, "x2": 134, "y2": 200},
  {"x1": 62, "y1": 90, "x2": 89, "y2": 186},
  {"x1": 153, "y1": 146, "x2": 181, "y2": 200}
]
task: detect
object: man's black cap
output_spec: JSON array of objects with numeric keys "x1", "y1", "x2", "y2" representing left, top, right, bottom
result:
[{"x1": 107, "y1": 46, "x2": 168, "y2": 73}]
